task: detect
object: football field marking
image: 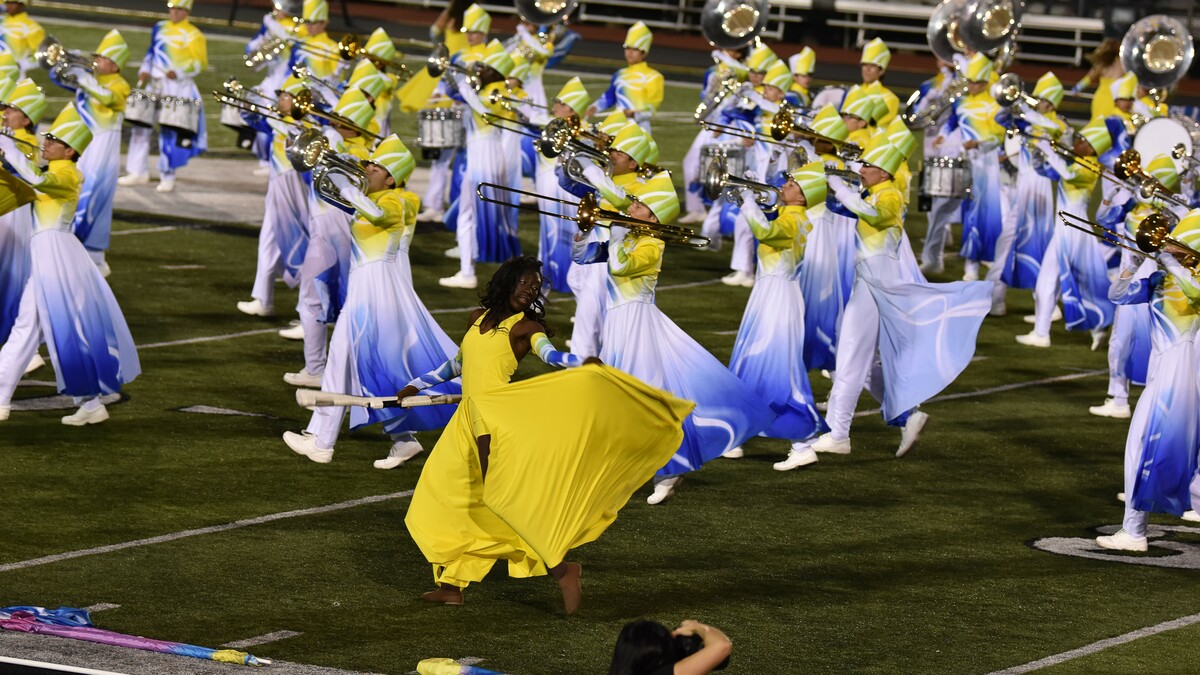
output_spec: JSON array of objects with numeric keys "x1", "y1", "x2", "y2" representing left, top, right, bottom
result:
[
  {"x1": 987, "y1": 610, "x2": 1200, "y2": 673},
  {"x1": 221, "y1": 630, "x2": 302, "y2": 649},
  {"x1": 0, "y1": 491, "x2": 414, "y2": 574},
  {"x1": 111, "y1": 225, "x2": 177, "y2": 236},
  {"x1": 83, "y1": 603, "x2": 120, "y2": 613},
  {"x1": 851, "y1": 369, "x2": 1106, "y2": 418}
]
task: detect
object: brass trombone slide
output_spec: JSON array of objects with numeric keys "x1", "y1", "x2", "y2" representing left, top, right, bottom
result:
[
  {"x1": 1114, "y1": 148, "x2": 1192, "y2": 210},
  {"x1": 1008, "y1": 127, "x2": 1127, "y2": 187},
  {"x1": 211, "y1": 90, "x2": 305, "y2": 127},
  {"x1": 770, "y1": 104, "x2": 863, "y2": 160},
  {"x1": 294, "y1": 89, "x2": 382, "y2": 141},
  {"x1": 476, "y1": 182, "x2": 710, "y2": 248},
  {"x1": 1059, "y1": 210, "x2": 1200, "y2": 271},
  {"x1": 338, "y1": 34, "x2": 410, "y2": 80}
]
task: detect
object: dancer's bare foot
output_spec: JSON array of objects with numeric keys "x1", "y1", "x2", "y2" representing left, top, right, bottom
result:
[
  {"x1": 553, "y1": 562, "x2": 582, "y2": 615},
  {"x1": 420, "y1": 584, "x2": 464, "y2": 605}
]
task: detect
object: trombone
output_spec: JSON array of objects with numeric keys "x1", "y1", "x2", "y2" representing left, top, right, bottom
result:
[
  {"x1": 991, "y1": 73, "x2": 1041, "y2": 109},
  {"x1": 337, "y1": 34, "x2": 411, "y2": 81},
  {"x1": 1059, "y1": 210, "x2": 1200, "y2": 271},
  {"x1": 770, "y1": 103, "x2": 863, "y2": 160},
  {"x1": 1007, "y1": 126, "x2": 1127, "y2": 187},
  {"x1": 477, "y1": 182, "x2": 710, "y2": 248},
  {"x1": 426, "y1": 44, "x2": 481, "y2": 90},
  {"x1": 1112, "y1": 148, "x2": 1192, "y2": 210},
  {"x1": 294, "y1": 89, "x2": 382, "y2": 141},
  {"x1": 211, "y1": 89, "x2": 305, "y2": 127},
  {"x1": 292, "y1": 64, "x2": 344, "y2": 100},
  {"x1": 0, "y1": 128, "x2": 42, "y2": 153},
  {"x1": 537, "y1": 116, "x2": 609, "y2": 157},
  {"x1": 486, "y1": 88, "x2": 552, "y2": 113},
  {"x1": 224, "y1": 77, "x2": 278, "y2": 108}
]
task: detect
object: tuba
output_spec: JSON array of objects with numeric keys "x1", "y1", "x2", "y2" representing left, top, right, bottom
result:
[
  {"x1": 287, "y1": 128, "x2": 369, "y2": 212},
  {"x1": 958, "y1": 0, "x2": 1023, "y2": 57},
  {"x1": 514, "y1": 0, "x2": 578, "y2": 25},
  {"x1": 700, "y1": 0, "x2": 770, "y2": 50},
  {"x1": 1119, "y1": 15, "x2": 1194, "y2": 91}
]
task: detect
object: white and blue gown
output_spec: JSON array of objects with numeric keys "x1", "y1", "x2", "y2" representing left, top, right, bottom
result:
[
  {"x1": 728, "y1": 196, "x2": 826, "y2": 443},
  {"x1": 243, "y1": 112, "x2": 310, "y2": 309}
]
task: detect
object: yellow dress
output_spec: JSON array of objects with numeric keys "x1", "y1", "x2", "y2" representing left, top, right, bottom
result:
[{"x1": 405, "y1": 311, "x2": 694, "y2": 588}]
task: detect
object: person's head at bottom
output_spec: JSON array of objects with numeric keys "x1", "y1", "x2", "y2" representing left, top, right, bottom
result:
[{"x1": 609, "y1": 619, "x2": 732, "y2": 675}]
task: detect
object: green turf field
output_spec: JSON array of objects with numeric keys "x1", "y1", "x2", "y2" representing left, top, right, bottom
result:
[{"x1": 1, "y1": 17, "x2": 1198, "y2": 675}]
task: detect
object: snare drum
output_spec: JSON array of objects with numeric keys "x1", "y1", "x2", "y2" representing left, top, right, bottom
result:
[
  {"x1": 417, "y1": 108, "x2": 465, "y2": 150},
  {"x1": 700, "y1": 143, "x2": 746, "y2": 178},
  {"x1": 157, "y1": 95, "x2": 202, "y2": 134},
  {"x1": 921, "y1": 157, "x2": 970, "y2": 198},
  {"x1": 124, "y1": 88, "x2": 157, "y2": 127},
  {"x1": 219, "y1": 103, "x2": 257, "y2": 151}
]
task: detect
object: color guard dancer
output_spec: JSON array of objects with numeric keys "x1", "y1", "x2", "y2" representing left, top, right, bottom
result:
[
  {"x1": 0, "y1": 104, "x2": 140, "y2": 424},
  {"x1": 118, "y1": 0, "x2": 207, "y2": 193}
]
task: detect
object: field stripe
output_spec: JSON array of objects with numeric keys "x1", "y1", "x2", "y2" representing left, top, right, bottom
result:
[
  {"x1": 0, "y1": 491, "x2": 413, "y2": 574},
  {"x1": 83, "y1": 603, "x2": 120, "y2": 613},
  {"x1": 987, "y1": 611, "x2": 1200, "y2": 673},
  {"x1": 222, "y1": 630, "x2": 302, "y2": 649},
  {"x1": 851, "y1": 369, "x2": 1106, "y2": 418},
  {"x1": 111, "y1": 226, "x2": 178, "y2": 236},
  {"x1": 138, "y1": 328, "x2": 281, "y2": 350},
  {"x1": 0, "y1": 657, "x2": 125, "y2": 675}
]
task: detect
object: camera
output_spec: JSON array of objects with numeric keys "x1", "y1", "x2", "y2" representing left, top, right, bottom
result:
[{"x1": 673, "y1": 634, "x2": 730, "y2": 670}]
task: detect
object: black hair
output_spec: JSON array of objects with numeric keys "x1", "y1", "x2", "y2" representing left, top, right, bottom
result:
[
  {"x1": 476, "y1": 64, "x2": 505, "y2": 88},
  {"x1": 479, "y1": 256, "x2": 552, "y2": 336},
  {"x1": 447, "y1": 0, "x2": 472, "y2": 27},
  {"x1": 609, "y1": 620, "x2": 675, "y2": 675}
]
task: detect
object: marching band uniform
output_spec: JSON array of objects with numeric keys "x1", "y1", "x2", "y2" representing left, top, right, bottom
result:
[
  {"x1": 1089, "y1": 156, "x2": 1184, "y2": 419},
  {"x1": 813, "y1": 137, "x2": 992, "y2": 457},
  {"x1": 589, "y1": 22, "x2": 663, "y2": 135},
  {"x1": 859, "y1": 39, "x2": 899, "y2": 127},
  {"x1": 438, "y1": 40, "x2": 522, "y2": 290},
  {"x1": 788, "y1": 47, "x2": 815, "y2": 108},
  {"x1": 246, "y1": 2, "x2": 300, "y2": 97},
  {"x1": 1018, "y1": 120, "x2": 1115, "y2": 348},
  {"x1": 120, "y1": 0, "x2": 208, "y2": 193},
  {"x1": 0, "y1": 104, "x2": 140, "y2": 424},
  {"x1": 595, "y1": 173, "x2": 774, "y2": 503},
  {"x1": 288, "y1": 0, "x2": 346, "y2": 109},
  {"x1": 530, "y1": 77, "x2": 590, "y2": 295},
  {"x1": 728, "y1": 162, "x2": 830, "y2": 470},
  {"x1": 0, "y1": 0, "x2": 44, "y2": 77},
  {"x1": 679, "y1": 48, "x2": 747, "y2": 223},
  {"x1": 235, "y1": 75, "x2": 310, "y2": 322},
  {"x1": 65, "y1": 31, "x2": 131, "y2": 274},
  {"x1": 415, "y1": 8, "x2": 488, "y2": 225},
  {"x1": 363, "y1": 28, "x2": 399, "y2": 136},
  {"x1": 0, "y1": 69, "x2": 34, "y2": 346},
  {"x1": 506, "y1": 22, "x2": 553, "y2": 108},
  {"x1": 1096, "y1": 210, "x2": 1200, "y2": 552},
  {"x1": 284, "y1": 136, "x2": 462, "y2": 465},
  {"x1": 1094, "y1": 74, "x2": 1138, "y2": 249},
  {"x1": 1001, "y1": 73, "x2": 1065, "y2": 290},
  {"x1": 285, "y1": 87, "x2": 375, "y2": 386},
  {"x1": 916, "y1": 62, "x2": 965, "y2": 275}
]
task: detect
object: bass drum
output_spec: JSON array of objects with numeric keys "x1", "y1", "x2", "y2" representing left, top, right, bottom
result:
[
  {"x1": 921, "y1": 156, "x2": 970, "y2": 198},
  {"x1": 125, "y1": 88, "x2": 157, "y2": 127},
  {"x1": 1134, "y1": 117, "x2": 1192, "y2": 173}
]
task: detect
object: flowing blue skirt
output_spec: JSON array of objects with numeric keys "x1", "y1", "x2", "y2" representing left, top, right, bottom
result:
[
  {"x1": 1128, "y1": 337, "x2": 1199, "y2": 516},
  {"x1": 72, "y1": 129, "x2": 120, "y2": 253},
  {"x1": 959, "y1": 153, "x2": 1003, "y2": 262},
  {"x1": 0, "y1": 206, "x2": 31, "y2": 343}
]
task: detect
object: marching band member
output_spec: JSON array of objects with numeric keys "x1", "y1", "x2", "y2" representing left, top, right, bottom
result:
[
  {"x1": 595, "y1": 172, "x2": 774, "y2": 503},
  {"x1": 395, "y1": 0, "x2": 471, "y2": 113},
  {"x1": 288, "y1": 0, "x2": 346, "y2": 108},
  {"x1": 799, "y1": 105, "x2": 856, "y2": 372},
  {"x1": 246, "y1": 1, "x2": 301, "y2": 95},
  {"x1": 283, "y1": 135, "x2": 461, "y2": 467},
  {"x1": 347, "y1": 58, "x2": 388, "y2": 124},
  {"x1": 1089, "y1": 155, "x2": 1184, "y2": 419},
  {"x1": 1095, "y1": 210, "x2": 1200, "y2": 552},
  {"x1": 1094, "y1": 73, "x2": 1138, "y2": 250},
  {"x1": 858, "y1": 38, "x2": 899, "y2": 127},
  {"x1": 118, "y1": 0, "x2": 207, "y2": 194},
  {"x1": 62, "y1": 30, "x2": 131, "y2": 276},
  {"x1": 0, "y1": 74, "x2": 41, "y2": 350},
  {"x1": 839, "y1": 84, "x2": 883, "y2": 149},
  {"x1": 586, "y1": 22, "x2": 663, "y2": 135},
  {"x1": 438, "y1": 39, "x2": 522, "y2": 290},
  {"x1": 0, "y1": 104, "x2": 140, "y2": 424},
  {"x1": 282, "y1": 87, "x2": 376, "y2": 386},
  {"x1": 812, "y1": 136, "x2": 992, "y2": 457},
  {"x1": 415, "y1": 3, "x2": 489, "y2": 225},
  {"x1": 235, "y1": 75, "x2": 311, "y2": 330},
  {"x1": 679, "y1": 47, "x2": 748, "y2": 224},
  {"x1": 916, "y1": 59, "x2": 964, "y2": 275},
  {"x1": 363, "y1": 28, "x2": 399, "y2": 136},
  {"x1": 788, "y1": 47, "x2": 816, "y2": 108},
  {"x1": 947, "y1": 54, "x2": 1008, "y2": 316},
  {"x1": 1017, "y1": 119, "x2": 1115, "y2": 349},
  {"x1": 1002, "y1": 72, "x2": 1065, "y2": 291},
  {"x1": 1, "y1": 0, "x2": 44, "y2": 77},
  {"x1": 727, "y1": 162, "x2": 829, "y2": 470},
  {"x1": 404, "y1": 256, "x2": 693, "y2": 612},
  {"x1": 506, "y1": 20, "x2": 553, "y2": 107},
  {"x1": 531, "y1": 77, "x2": 590, "y2": 295},
  {"x1": 1133, "y1": 84, "x2": 1167, "y2": 120}
]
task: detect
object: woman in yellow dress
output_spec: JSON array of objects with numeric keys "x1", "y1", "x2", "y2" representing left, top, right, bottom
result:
[{"x1": 402, "y1": 257, "x2": 694, "y2": 613}]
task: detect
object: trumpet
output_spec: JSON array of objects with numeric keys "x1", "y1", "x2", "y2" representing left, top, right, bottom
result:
[
  {"x1": 293, "y1": 89, "x2": 381, "y2": 142},
  {"x1": 1171, "y1": 143, "x2": 1200, "y2": 169},
  {"x1": 477, "y1": 182, "x2": 710, "y2": 248},
  {"x1": 287, "y1": 128, "x2": 370, "y2": 212},
  {"x1": 826, "y1": 167, "x2": 864, "y2": 191},
  {"x1": 291, "y1": 64, "x2": 344, "y2": 99},
  {"x1": 1111, "y1": 148, "x2": 1191, "y2": 210},
  {"x1": 702, "y1": 153, "x2": 780, "y2": 211},
  {"x1": 36, "y1": 35, "x2": 94, "y2": 88},
  {"x1": 426, "y1": 44, "x2": 481, "y2": 90},
  {"x1": 338, "y1": 34, "x2": 411, "y2": 80}
]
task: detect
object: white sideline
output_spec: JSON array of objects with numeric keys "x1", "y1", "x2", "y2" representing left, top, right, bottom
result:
[
  {"x1": 0, "y1": 657, "x2": 125, "y2": 675},
  {"x1": 986, "y1": 611, "x2": 1200, "y2": 674},
  {"x1": 0, "y1": 491, "x2": 413, "y2": 574}
]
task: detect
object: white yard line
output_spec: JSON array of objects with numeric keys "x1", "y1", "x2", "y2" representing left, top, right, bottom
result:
[
  {"x1": 221, "y1": 630, "x2": 302, "y2": 649},
  {"x1": 851, "y1": 369, "x2": 1106, "y2": 418},
  {"x1": 986, "y1": 611, "x2": 1200, "y2": 674},
  {"x1": 0, "y1": 491, "x2": 413, "y2": 574},
  {"x1": 0, "y1": 657, "x2": 125, "y2": 675},
  {"x1": 137, "y1": 327, "x2": 281, "y2": 350},
  {"x1": 111, "y1": 226, "x2": 177, "y2": 236},
  {"x1": 83, "y1": 603, "x2": 121, "y2": 613}
]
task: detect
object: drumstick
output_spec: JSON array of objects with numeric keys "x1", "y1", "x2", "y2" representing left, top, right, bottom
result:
[{"x1": 294, "y1": 390, "x2": 462, "y2": 409}]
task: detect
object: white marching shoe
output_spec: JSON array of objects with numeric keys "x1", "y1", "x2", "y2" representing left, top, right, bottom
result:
[
  {"x1": 896, "y1": 410, "x2": 929, "y2": 458},
  {"x1": 416, "y1": 208, "x2": 445, "y2": 224},
  {"x1": 811, "y1": 433, "x2": 851, "y2": 455},
  {"x1": 283, "y1": 369, "x2": 322, "y2": 387},
  {"x1": 1117, "y1": 492, "x2": 1126, "y2": 503},
  {"x1": 1095, "y1": 529, "x2": 1148, "y2": 552},
  {"x1": 155, "y1": 176, "x2": 176, "y2": 193},
  {"x1": 646, "y1": 476, "x2": 680, "y2": 505},
  {"x1": 919, "y1": 261, "x2": 944, "y2": 275},
  {"x1": 62, "y1": 403, "x2": 109, "y2": 426},
  {"x1": 773, "y1": 442, "x2": 818, "y2": 471},
  {"x1": 283, "y1": 431, "x2": 333, "y2": 463},
  {"x1": 1015, "y1": 331, "x2": 1051, "y2": 348},
  {"x1": 252, "y1": 165, "x2": 272, "y2": 177},
  {"x1": 720, "y1": 271, "x2": 754, "y2": 288},
  {"x1": 0, "y1": 406, "x2": 9, "y2": 421},
  {"x1": 677, "y1": 210, "x2": 706, "y2": 225},
  {"x1": 1088, "y1": 398, "x2": 1131, "y2": 419},
  {"x1": 439, "y1": 272, "x2": 477, "y2": 289},
  {"x1": 278, "y1": 324, "x2": 305, "y2": 340},
  {"x1": 1090, "y1": 329, "x2": 1108, "y2": 352},
  {"x1": 24, "y1": 353, "x2": 45, "y2": 375},
  {"x1": 1181, "y1": 510, "x2": 1200, "y2": 522},
  {"x1": 721, "y1": 446, "x2": 744, "y2": 459},
  {"x1": 1024, "y1": 306, "x2": 1062, "y2": 324},
  {"x1": 236, "y1": 299, "x2": 274, "y2": 317},
  {"x1": 443, "y1": 246, "x2": 461, "y2": 259},
  {"x1": 117, "y1": 172, "x2": 149, "y2": 187},
  {"x1": 374, "y1": 439, "x2": 424, "y2": 469}
]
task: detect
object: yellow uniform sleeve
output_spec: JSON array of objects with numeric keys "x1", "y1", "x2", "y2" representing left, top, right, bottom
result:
[
  {"x1": 37, "y1": 162, "x2": 82, "y2": 202},
  {"x1": 610, "y1": 234, "x2": 664, "y2": 277}
]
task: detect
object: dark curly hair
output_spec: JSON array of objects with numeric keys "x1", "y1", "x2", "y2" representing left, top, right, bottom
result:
[{"x1": 479, "y1": 256, "x2": 553, "y2": 336}]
